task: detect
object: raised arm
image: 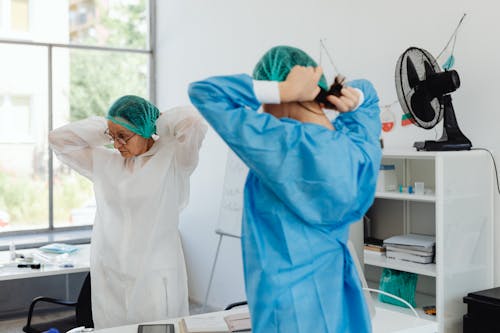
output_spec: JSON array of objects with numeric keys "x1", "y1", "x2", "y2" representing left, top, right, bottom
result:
[
  {"x1": 48, "y1": 116, "x2": 108, "y2": 180},
  {"x1": 160, "y1": 106, "x2": 208, "y2": 175},
  {"x1": 188, "y1": 74, "x2": 294, "y2": 177},
  {"x1": 189, "y1": 73, "x2": 381, "y2": 226},
  {"x1": 333, "y1": 79, "x2": 381, "y2": 143}
]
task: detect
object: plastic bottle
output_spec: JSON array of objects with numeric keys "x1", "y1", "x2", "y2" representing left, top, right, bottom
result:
[{"x1": 377, "y1": 164, "x2": 397, "y2": 192}]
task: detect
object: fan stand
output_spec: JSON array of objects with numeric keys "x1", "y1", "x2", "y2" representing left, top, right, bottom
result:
[{"x1": 414, "y1": 95, "x2": 472, "y2": 151}]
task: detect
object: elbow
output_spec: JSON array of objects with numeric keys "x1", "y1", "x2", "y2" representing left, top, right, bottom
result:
[
  {"x1": 187, "y1": 82, "x2": 197, "y2": 98},
  {"x1": 188, "y1": 82, "x2": 208, "y2": 106},
  {"x1": 188, "y1": 81, "x2": 222, "y2": 121},
  {"x1": 188, "y1": 80, "x2": 223, "y2": 105},
  {"x1": 48, "y1": 128, "x2": 70, "y2": 152}
]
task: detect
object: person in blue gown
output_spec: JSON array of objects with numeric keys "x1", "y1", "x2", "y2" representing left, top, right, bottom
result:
[{"x1": 189, "y1": 45, "x2": 382, "y2": 333}]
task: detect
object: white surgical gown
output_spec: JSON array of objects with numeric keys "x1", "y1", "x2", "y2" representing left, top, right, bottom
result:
[
  {"x1": 189, "y1": 75, "x2": 382, "y2": 333},
  {"x1": 49, "y1": 106, "x2": 207, "y2": 329}
]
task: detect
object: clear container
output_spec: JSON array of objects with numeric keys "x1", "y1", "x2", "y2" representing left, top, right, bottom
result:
[
  {"x1": 377, "y1": 164, "x2": 398, "y2": 192},
  {"x1": 414, "y1": 182, "x2": 425, "y2": 195}
]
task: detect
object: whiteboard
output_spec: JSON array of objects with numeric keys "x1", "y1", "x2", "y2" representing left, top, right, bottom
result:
[{"x1": 215, "y1": 149, "x2": 248, "y2": 238}]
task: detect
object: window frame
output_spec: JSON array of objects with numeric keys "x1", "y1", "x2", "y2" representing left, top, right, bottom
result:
[{"x1": 0, "y1": 0, "x2": 156, "y2": 238}]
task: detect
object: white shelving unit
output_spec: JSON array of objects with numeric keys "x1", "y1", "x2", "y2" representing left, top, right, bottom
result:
[
  {"x1": 375, "y1": 191, "x2": 436, "y2": 202},
  {"x1": 362, "y1": 149, "x2": 494, "y2": 333},
  {"x1": 365, "y1": 252, "x2": 437, "y2": 277},
  {"x1": 369, "y1": 290, "x2": 437, "y2": 319}
]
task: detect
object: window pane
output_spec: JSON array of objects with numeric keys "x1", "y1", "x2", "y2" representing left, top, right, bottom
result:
[
  {"x1": 0, "y1": 96, "x2": 32, "y2": 140},
  {"x1": 70, "y1": 0, "x2": 148, "y2": 48},
  {"x1": 24, "y1": 0, "x2": 148, "y2": 48},
  {"x1": 52, "y1": 47, "x2": 149, "y2": 227},
  {"x1": 0, "y1": 44, "x2": 48, "y2": 233},
  {"x1": 11, "y1": 0, "x2": 29, "y2": 32}
]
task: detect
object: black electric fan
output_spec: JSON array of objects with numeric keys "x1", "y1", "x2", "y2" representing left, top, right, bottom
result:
[{"x1": 395, "y1": 47, "x2": 472, "y2": 151}]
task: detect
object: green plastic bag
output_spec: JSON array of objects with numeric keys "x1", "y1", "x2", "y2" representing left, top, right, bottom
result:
[{"x1": 379, "y1": 268, "x2": 418, "y2": 308}]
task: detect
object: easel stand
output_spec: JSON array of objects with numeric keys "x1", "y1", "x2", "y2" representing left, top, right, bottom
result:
[{"x1": 202, "y1": 229, "x2": 241, "y2": 311}]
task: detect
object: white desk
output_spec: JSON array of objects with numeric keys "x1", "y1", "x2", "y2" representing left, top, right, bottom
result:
[
  {"x1": 0, "y1": 244, "x2": 90, "y2": 281},
  {"x1": 0, "y1": 245, "x2": 436, "y2": 332},
  {"x1": 94, "y1": 305, "x2": 437, "y2": 333},
  {"x1": 372, "y1": 307, "x2": 437, "y2": 332}
]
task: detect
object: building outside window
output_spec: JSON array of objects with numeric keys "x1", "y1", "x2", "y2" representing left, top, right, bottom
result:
[
  {"x1": 11, "y1": 0, "x2": 29, "y2": 32},
  {"x1": 0, "y1": 0, "x2": 153, "y2": 234}
]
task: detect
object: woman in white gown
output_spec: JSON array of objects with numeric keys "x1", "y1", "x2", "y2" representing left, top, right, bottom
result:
[{"x1": 49, "y1": 95, "x2": 207, "y2": 329}]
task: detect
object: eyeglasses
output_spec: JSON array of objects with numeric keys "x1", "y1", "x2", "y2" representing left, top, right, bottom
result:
[{"x1": 104, "y1": 128, "x2": 136, "y2": 146}]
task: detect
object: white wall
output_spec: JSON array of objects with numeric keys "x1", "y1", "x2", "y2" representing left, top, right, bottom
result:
[{"x1": 156, "y1": 0, "x2": 500, "y2": 308}]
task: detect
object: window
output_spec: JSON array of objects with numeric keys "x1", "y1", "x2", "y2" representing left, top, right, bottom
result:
[
  {"x1": 52, "y1": 47, "x2": 148, "y2": 228},
  {"x1": 0, "y1": 95, "x2": 32, "y2": 140},
  {"x1": 68, "y1": 0, "x2": 148, "y2": 48},
  {"x1": 0, "y1": 44, "x2": 47, "y2": 233},
  {"x1": 0, "y1": 0, "x2": 153, "y2": 235}
]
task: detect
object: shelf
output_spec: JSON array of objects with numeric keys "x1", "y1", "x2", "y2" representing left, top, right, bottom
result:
[
  {"x1": 375, "y1": 191, "x2": 436, "y2": 202},
  {"x1": 381, "y1": 148, "x2": 488, "y2": 159},
  {"x1": 381, "y1": 149, "x2": 439, "y2": 159},
  {"x1": 369, "y1": 293, "x2": 437, "y2": 322},
  {"x1": 364, "y1": 253, "x2": 437, "y2": 277}
]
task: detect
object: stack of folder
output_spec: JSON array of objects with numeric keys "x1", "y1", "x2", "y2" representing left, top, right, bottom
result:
[
  {"x1": 383, "y1": 234, "x2": 435, "y2": 264},
  {"x1": 364, "y1": 237, "x2": 386, "y2": 257}
]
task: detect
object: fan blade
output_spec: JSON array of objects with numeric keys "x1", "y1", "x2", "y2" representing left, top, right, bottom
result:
[
  {"x1": 424, "y1": 60, "x2": 436, "y2": 79},
  {"x1": 406, "y1": 57, "x2": 420, "y2": 88},
  {"x1": 410, "y1": 89, "x2": 437, "y2": 126}
]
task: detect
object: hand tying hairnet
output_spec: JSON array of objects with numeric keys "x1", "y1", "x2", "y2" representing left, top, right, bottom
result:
[
  {"x1": 107, "y1": 95, "x2": 160, "y2": 139},
  {"x1": 253, "y1": 45, "x2": 329, "y2": 91}
]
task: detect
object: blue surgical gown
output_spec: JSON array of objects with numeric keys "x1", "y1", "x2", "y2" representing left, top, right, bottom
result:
[{"x1": 189, "y1": 74, "x2": 382, "y2": 333}]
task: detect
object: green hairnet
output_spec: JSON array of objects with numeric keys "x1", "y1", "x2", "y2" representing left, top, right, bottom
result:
[
  {"x1": 252, "y1": 45, "x2": 328, "y2": 91},
  {"x1": 106, "y1": 95, "x2": 159, "y2": 139}
]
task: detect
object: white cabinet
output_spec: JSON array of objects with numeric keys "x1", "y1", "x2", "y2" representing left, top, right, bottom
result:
[{"x1": 362, "y1": 149, "x2": 494, "y2": 333}]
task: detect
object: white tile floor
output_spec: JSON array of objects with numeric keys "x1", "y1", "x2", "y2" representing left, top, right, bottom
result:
[{"x1": 0, "y1": 301, "x2": 220, "y2": 333}]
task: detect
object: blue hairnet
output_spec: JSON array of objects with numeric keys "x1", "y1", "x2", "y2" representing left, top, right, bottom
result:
[
  {"x1": 252, "y1": 45, "x2": 328, "y2": 91},
  {"x1": 106, "y1": 95, "x2": 159, "y2": 139}
]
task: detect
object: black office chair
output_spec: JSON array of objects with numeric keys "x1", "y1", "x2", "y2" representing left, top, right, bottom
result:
[
  {"x1": 225, "y1": 301, "x2": 247, "y2": 310},
  {"x1": 23, "y1": 273, "x2": 94, "y2": 333}
]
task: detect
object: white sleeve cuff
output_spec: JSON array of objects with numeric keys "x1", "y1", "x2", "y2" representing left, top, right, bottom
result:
[
  {"x1": 353, "y1": 88, "x2": 364, "y2": 110},
  {"x1": 253, "y1": 80, "x2": 281, "y2": 104}
]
